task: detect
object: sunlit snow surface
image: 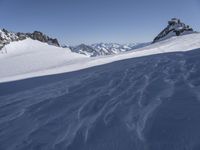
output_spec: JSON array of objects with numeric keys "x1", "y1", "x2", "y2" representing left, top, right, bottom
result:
[
  {"x1": 1, "y1": 48, "x2": 200, "y2": 150},
  {"x1": 1, "y1": 33, "x2": 200, "y2": 83}
]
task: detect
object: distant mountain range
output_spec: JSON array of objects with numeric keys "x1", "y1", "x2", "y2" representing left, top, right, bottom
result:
[
  {"x1": 69, "y1": 43, "x2": 149, "y2": 57},
  {"x1": 0, "y1": 28, "x2": 149, "y2": 57},
  {"x1": 69, "y1": 18, "x2": 198, "y2": 57},
  {"x1": 0, "y1": 18, "x2": 198, "y2": 57}
]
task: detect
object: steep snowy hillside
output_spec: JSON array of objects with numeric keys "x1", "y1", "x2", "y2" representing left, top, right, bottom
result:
[
  {"x1": 1, "y1": 47, "x2": 200, "y2": 150},
  {"x1": 1, "y1": 33, "x2": 200, "y2": 83},
  {"x1": 0, "y1": 39, "x2": 87, "y2": 82},
  {"x1": 70, "y1": 43, "x2": 148, "y2": 57}
]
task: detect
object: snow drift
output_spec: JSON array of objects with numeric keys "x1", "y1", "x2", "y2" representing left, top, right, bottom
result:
[{"x1": 0, "y1": 47, "x2": 200, "y2": 150}]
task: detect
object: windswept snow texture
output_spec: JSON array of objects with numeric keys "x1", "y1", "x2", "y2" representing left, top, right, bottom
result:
[{"x1": 1, "y1": 48, "x2": 200, "y2": 150}]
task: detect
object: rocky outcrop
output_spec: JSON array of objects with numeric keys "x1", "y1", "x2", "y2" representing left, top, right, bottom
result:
[
  {"x1": 0, "y1": 29, "x2": 19, "y2": 44},
  {"x1": 153, "y1": 18, "x2": 195, "y2": 43},
  {"x1": 25, "y1": 31, "x2": 60, "y2": 47},
  {"x1": 0, "y1": 29, "x2": 60, "y2": 49}
]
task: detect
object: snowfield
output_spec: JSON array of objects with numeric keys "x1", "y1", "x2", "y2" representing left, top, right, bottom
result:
[
  {"x1": 1, "y1": 33, "x2": 200, "y2": 150},
  {"x1": 1, "y1": 33, "x2": 200, "y2": 83},
  {"x1": 0, "y1": 47, "x2": 200, "y2": 150}
]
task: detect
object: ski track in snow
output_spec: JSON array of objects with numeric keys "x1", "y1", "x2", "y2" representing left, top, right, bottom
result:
[{"x1": 1, "y1": 49, "x2": 200, "y2": 150}]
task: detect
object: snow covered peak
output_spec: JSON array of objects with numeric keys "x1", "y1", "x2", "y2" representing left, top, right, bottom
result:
[
  {"x1": 70, "y1": 43, "x2": 149, "y2": 57},
  {"x1": 0, "y1": 38, "x2": 79, "y2": 57},
  {"x1": 0, "y1": 38, "x2": 87, "y2": 82},
  {"x1": 153, "y1": 18, "x2": 196, "y2": 43},
  {"x1": 91, "y1": 43, "x2": 132, "y2": 54},
  {"x1": 70, "y1": 44, "x2": 97, "y2": 57},
  {"x1": 0, "y1": 29, "x2": 19, "y2": 47}
]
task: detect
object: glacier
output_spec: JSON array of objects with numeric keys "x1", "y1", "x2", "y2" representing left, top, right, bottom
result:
[{"x1": 1, "y1": 40, "x2": 200, "y2": 149}]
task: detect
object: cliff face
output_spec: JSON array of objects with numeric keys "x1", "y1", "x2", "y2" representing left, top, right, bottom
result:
[{"x1": 153, "y1": 18, "x2": 195, "y2": 43}]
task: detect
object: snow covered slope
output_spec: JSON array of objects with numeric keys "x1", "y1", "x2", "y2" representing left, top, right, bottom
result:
[
  {"x1": 0, "y1": 39, "x2": 87, "y2": 82},
  {"x1": 1, "y1": 33, "x2": 200, "y2": 83},
  {"x1": 1, "y1": 46, "x2": 200, "y2": 150}
]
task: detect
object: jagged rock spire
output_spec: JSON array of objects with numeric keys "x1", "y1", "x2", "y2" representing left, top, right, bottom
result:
[{"x1": 153, "y1": 18, "x2": 195, "y2": 43}]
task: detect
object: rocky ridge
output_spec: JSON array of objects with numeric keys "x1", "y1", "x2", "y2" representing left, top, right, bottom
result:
[
  {"x1": 153, "y1": 18, "x2": 196, "y2": 43},
  {"x1": 0, "y1": 29, "x2": 60, "y2": 49}
]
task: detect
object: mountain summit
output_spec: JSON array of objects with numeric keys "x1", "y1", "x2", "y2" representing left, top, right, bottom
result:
[
  {"x1": 153, "y1": 18, "x2": 196, "y2": 43},
  {"x1": 0, "y1": 29, "x2": 60, "y2": 49}
]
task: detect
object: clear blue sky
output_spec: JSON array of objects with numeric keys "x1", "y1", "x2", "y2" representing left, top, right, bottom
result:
[{"x1": 0, "y1": 0, "x2": 200, "y2": 45}]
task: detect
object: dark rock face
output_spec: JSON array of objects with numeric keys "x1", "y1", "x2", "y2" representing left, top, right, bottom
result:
[
  {"x1": 153, "y1": 18, "x2": 195, "y2": 43},
  {"x1": 27, "y1": 31, "x2": 60, "y2": 47},
  {"x1": 0, "y1": 29, "x2": 60, "y2": 49},
  {"x1": 16, "y1": 32, "x2": 27, "y2": 41}
]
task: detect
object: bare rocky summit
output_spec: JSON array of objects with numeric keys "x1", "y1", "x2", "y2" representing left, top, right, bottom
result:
[
  {"x1": 0, "y1": 29, "x2": 60, "y2": 49},
  {"x1": 153, "y1": 18, "x2": 196, "y2": 43}
]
